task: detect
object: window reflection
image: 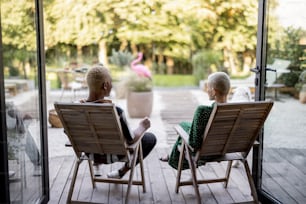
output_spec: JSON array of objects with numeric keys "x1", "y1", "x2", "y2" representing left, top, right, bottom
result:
[
  {"x1": 262, "y1": 0, "x2": 306, "y2": 203},
  {"x1": 1, "y1": 0, "x2": 43, "y2": 203}
]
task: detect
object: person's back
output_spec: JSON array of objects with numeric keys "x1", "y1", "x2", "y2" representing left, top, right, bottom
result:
[
  {"x1": 161, "y1": 72, "x2": 231, "y2": 170},
  {"x1": 82, "y1": 65, "x2": 156, "y2": 178}
]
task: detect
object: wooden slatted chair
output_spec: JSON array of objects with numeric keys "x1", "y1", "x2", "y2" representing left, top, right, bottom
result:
[
  {"x1": 173, "y1": 101, "x2": 274, "y2": 204},
  {"x1": 54, "y1": 102, "x2": 146, "y2": 204}
]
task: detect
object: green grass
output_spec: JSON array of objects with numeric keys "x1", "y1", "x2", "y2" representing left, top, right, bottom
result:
[
  {"x1": 47, "y1": 69, "x2": 197, "y2": 89},
  {"x1": 111, "y1": 69, "x2": 197, "y2": 87},
  {"x1": 153, "y1": 74, "x2": 196, "y2": 87}
]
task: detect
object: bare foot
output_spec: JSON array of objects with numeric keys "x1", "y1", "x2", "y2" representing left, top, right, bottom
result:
[{"x1": 131, "y1": 117, "x2": 151, "y2": 144}]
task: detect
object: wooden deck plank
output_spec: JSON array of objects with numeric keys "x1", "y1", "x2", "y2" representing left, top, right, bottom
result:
[
  {"x1": 262, "y1": 149, "x2": 300, "y2": 204},
  {"x1": 76, "y1": 163, "x2": 94, "y2": 202},
  {"x1": 223, "y1": 164, "x2": 253, "y2": 201},
  {"x1": 90, "y1": 163, "x2": 111, "y2": 203},
  {"x1": 138, "y1": 162, "x2": 153, "y2": 204},
  {"x1": 157, "y1": 148, "x2": 186, "y2": 204},
  {"x1": 71, "y1": 159, "x2": 88, "y2": 201},
  {"x1": 49, "y1": 156, "x2": 75, "y2": 204},
  {"x1": 262, "y1": 148, "x2": 306, "y2": 203},
  {"x1": 108, "y1": 162, "x2": 124, "y2": 204},
  {"x1": 213, "y1": 162, "x2": 253, "y2": 203},
  {"x1": 198, "y1": 164, "x2": 235, "y2": 204},
  {"x1": 146, "y1": 148, "x2": 172, "y2": 203}
]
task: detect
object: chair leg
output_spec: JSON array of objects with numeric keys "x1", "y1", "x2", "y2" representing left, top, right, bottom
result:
[
  {"x1": 125, "y1": 145, "x2": 139, "y2": 204},
  {"x1": 175, "y1": 144, "x2": 185, "y2": 193},
  {"x1": 224, "y1": 160, "x2": 233, "y2": 188},
  {"x1": 88, "y1": 160, "x2": 96, "y2": 188},
  {"x1": 185, "y1": 144, "x2": 201, "y2": 204},
  {"x1": 67, "y1": 158, "x2": 81, "y2": 204},
  {"x1": 243, "y1": 160, "x2": 259, "y2": 204},
  {"x1": 138, "y1": 142, "x2": 146, "y2": 193}
]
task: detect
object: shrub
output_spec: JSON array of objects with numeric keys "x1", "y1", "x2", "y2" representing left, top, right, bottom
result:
[
  {"x1": 126, "y1": 72, "x2": 153, "y2": 92},
  {"x1": 108, "y1": 49, "x2": 134, "y2": 69},
  {"x1": 192, "y1": 50, "x2": 222, "y2": 84},
  {"x1": 278, "y1": 72, "x2": 299, "y2": 87}
]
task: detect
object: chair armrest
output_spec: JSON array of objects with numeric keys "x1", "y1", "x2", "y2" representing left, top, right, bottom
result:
[
  {"x1": 173, "y1": 125, "x2": 194, "y2": 152},
  {"x1": 254, "y1": 140, "x2": 260, "y2": 146},
  {"x1": 126, "y1": 133, "x2": 144, "y2": 150}
]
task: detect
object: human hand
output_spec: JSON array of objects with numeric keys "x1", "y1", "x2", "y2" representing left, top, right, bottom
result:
[{"x1": 140, "y1": 117, "x2": 151, "y2": 129}]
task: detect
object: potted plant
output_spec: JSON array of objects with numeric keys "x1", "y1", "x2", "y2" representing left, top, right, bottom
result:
[
  {"x1": 126, "y1": 72, "x2": 153, "y2": 118},
  {"x1": 109, "y1": 49, "x2": 134, "y2": 99}
]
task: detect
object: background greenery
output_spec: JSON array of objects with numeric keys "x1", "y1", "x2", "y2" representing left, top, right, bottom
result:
[
  {"x1": 1, "y1": 0, "x2": 305, "y2": 91},
  {"x1": 153, "y1": 74, "x2": 195, "y2": 87}
]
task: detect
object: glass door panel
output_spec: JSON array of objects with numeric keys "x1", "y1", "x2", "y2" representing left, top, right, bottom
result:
[
  {"x1": 261, "y1": 0, "x2": 306, "y2": 203},
  {"x1": 1, "y1": 0, "x2": 43, "y2": 203}
]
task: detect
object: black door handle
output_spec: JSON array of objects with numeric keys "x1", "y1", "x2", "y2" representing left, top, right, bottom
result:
[{"x1": 266, "y1": 67, "x2": 276, "y2": 72}]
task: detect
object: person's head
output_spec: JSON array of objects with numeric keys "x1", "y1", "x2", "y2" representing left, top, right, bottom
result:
[
  {"x1": 207, "y1": 72, "x2": 231, "y2": 102},
  {"x1": 86, "y1": 65, "x2": 112, "y2": 98}
]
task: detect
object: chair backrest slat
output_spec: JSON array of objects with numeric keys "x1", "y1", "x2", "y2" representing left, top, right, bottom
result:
[
  {"x1": 200, "y1": 101, "x2": 273, "y2": 157},
  {"x1": 54, "y1": 102, "x2": 127, "y2": 156}
]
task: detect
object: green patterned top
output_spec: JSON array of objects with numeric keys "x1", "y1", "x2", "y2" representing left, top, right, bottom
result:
[{"x1": 168, "y1": 104, "x2": 214, "y2": 170}]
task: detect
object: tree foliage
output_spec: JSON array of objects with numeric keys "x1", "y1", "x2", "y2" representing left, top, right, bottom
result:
[{"x1": 2, "y1": 0, "x2": 280, "y2": 76}]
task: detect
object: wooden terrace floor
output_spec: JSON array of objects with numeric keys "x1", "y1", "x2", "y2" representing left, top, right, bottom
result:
[
  {"x1": 48, "y1": 148, "x2": 256, "y2": 204},
  {"x1": 46, "y1": 89, "x2": 306, "y2": 204},
  {"x1": 48, "y1": 90, "x2": 256, "y2": 203}
]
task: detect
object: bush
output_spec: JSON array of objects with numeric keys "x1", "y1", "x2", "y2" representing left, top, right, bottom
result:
[
  {"x1": 295, "y1": 70, "x2": 306, "y2": 91},
  {"x1": 108, "y1": 49, "x2": 134, "y2": 69},
  {"x1": 278, "y1": 72, "x2": 300, "y2": 87},
  {"x1": 191, "y1": 50, "x2": 222, "y2": 84},
  {"x1": 8, "y1": 66, "x2": 20, "y2": 77},
  {"x1": 126, "y1": 72, "x2": 153, "y2": 92}
]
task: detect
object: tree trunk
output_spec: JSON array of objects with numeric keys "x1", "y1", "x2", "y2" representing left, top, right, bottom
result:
[
  {"x1": 119, "y1": 40, "x2": 128, "y2": 51},
  {"x1": 158, "y1": 54, "x2": 165, "y2": 74},
  {"x1": 77, "y1": 45, "x2": 83, "y2": 64},
  {"x1": 98, "y1": 40, "x2": 108, "y2": 66},
  {"x1": 131, "y1": 43, "x2": 138, "y2": 55},
  {"x1": 166, "y1": 56, "x2": 174, "y2": 74},
  {"x1": 224, "y1": 48, "x2": 238, "y2": 75},
  {"x1": 242, "y1": 51, "x2": 255, "y2": 75}
]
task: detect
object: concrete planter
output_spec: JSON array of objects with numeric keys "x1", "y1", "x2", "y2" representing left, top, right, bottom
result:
[{"x1": 127, "y1": 91, "x2": 153, "y2": 118}]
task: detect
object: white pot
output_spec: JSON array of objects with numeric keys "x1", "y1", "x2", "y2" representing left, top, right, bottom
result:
[{"x1": 127, "y1": 91, "x2": 153, "y2": 118}]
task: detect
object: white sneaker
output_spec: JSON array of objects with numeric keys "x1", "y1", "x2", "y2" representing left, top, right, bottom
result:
[
  {"x1": 93, "y1": 165, "x2": 102, "y2": 177},
  {"x1": 107, "y1": 170, "x2": 120, "y2": 179}
]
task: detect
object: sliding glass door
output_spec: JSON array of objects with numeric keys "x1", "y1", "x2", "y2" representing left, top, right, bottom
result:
[
  {"x1": 0, "y1": 0, "x2": 49, "y2": 203},
  {"x1": 256, "y1": 0, "x2": 306, "y2": 203}
]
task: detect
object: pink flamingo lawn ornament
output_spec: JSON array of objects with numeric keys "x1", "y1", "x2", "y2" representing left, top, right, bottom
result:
[{"x1": 130, "y1": 52, "x2": 152, "y2": 79}]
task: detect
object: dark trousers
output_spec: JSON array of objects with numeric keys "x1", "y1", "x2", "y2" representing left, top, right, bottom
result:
[
  {"x1": 140, "y1": 132, "x2": 157, "y2": 159},
  {"x1": 93, "y1": 132, "x2": 157, "y2": 164}
]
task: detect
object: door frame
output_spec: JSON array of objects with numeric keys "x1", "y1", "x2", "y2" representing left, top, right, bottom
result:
[
  {"x1": 253, "y1": 0, "x2": 282, "y2": 203},
  {"x1": 0, "y1": 0, "x2": 49, "y2": 203},
  {"x1": 35, "y1": 0, "x2": 50, "y2": 202}
]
